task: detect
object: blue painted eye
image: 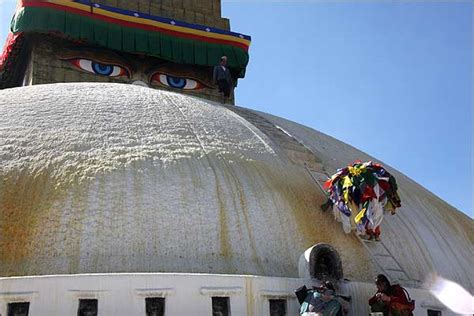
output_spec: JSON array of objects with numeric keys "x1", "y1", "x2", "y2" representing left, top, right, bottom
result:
[
  {"x1": 70, "y1": 59, "x2": 127, "y2": 77},
  {"x1": 152, "y1": 74, "x2": 202, "y2": 90},
  {"x1": 92, "y1": 62, "x2": 114, "y2": 76},
  {"x1": 166, "y1": 76, "x2": 186, "y2": 89}
]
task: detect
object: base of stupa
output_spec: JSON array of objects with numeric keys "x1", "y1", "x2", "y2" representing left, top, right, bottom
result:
[{"x1": 0, "y1": 273, "x2": 449, "y2": 315}]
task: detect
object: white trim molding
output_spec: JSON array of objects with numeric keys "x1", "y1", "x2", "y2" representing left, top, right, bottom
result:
[
  {"x1": 200, "y1": 287, "x2": 243, "y2": 296},
  {"x1": 67, "y1": 290, "x2": 108, "y2": 299},
  {"x1": 420, "y1": 301, "x2": 446, "y2": 311},
  {"x1": 0, "y1": 291, "x2": 38, "y2": 302},
  {"x1": 260, "y1": 290, "x2": 295, "y2": 299},
  {"x1": 134, "y1": 288, "x2": 176, "y2": 297}
]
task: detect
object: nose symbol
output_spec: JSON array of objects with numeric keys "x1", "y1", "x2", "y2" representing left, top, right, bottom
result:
[{"x1": 132, "y1": 80, "x2": 148, "y2": 87}]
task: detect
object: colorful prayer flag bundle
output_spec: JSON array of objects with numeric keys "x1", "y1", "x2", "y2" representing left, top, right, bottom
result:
[{"x1": 322, "y1": 161, "x2": 401, "y2": 237}]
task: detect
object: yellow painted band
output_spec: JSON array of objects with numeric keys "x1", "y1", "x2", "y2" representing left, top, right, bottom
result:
[
  {"x1": 94, "y1": 8, "x2": 251, "y2": 45},
  {"x1": 47, "y1": 0, "x2": 91, "y2": 12},
  {"x1": 46, "y1": 0, "x2": 251, "y2": 47}
]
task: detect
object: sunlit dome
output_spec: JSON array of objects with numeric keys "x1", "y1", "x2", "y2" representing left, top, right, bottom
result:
[{"x1": 0, "y1": 83, "x2": 471, "y2": 292}]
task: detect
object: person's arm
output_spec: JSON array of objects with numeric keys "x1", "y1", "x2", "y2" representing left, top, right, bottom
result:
[
  {"x1": 388, "y1": 286, "x2": 409, "y2": 305},
  {"x1": 321, "y1": 294, "x2": 335, "y2": 302},
  {"x1": 368, "y1": 292, "x2": 380, "y2": 306},
  {"x1": 213, "y1": 66, "x2": 218, "y2": 84},
  {"x1": 226, "y1": 69, "x2": 233, "y2": 87}
]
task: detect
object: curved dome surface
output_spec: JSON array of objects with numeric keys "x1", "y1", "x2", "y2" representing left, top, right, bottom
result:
[{"x1": 0, "y1": 83, "x2": 472, "y2": 291}]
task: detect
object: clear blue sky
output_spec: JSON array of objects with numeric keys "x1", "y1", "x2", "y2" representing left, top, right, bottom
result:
[{"x1": 1, "y1": 1, "x2": 472, "y2": 217}]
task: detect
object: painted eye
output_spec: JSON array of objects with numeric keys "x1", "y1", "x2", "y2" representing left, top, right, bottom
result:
[
  {"x1": 69, "y1": 59, "x2": 128, "y2": 77},
  {"x1": 151, "y1": 74, "x2": 203, "y2": 90}
]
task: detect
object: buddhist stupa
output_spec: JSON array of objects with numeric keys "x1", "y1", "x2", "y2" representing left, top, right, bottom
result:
[{"x1": 0, "y1": 1, "x2": 472, "y2": 315}]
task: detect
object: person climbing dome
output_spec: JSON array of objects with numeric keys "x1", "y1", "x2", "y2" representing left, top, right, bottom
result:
[
  {"x1": 213, "y1": 56, "x2": 234, "y2": 104},
  {"x1": 369, "y1": 274, "x2": 415, "y2": 316}
]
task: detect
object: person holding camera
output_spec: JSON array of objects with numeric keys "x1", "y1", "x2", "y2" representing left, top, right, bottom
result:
[
  {"x1": 297, "y1": 281, "x2": 345, "y2": 316},
  {"x1": 369, "y1": 274, "x2": 415, "y2": 316}
]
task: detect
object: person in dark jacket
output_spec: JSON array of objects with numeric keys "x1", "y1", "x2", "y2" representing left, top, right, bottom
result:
[
  {"x1": 213, "y1": 56, "x2": 233, "y2": 104},
  {"x1": 369, "y1": 274, "x2": 414, "y2": 316}
]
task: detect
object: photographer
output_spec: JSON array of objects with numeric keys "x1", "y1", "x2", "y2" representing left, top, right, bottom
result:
[
  {"x1": 297, "y1": 281, "x2": 345, "y2": 316},
  {"x1": 369, "y1": 274, "x2": 414, "y2": 316}
]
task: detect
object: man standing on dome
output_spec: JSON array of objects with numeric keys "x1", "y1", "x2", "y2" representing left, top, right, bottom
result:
[{"x1": 213, "y1": 56, "x2": 234, "y2": 104}]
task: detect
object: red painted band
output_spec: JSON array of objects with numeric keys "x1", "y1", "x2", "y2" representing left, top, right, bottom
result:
[{"x1": 22, "y1": 1, "x2": 249, "y2": 51}]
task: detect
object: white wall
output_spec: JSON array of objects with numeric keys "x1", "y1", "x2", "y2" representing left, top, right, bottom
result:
[
  {"x1": 0, "y1": 273, "x2": 454, "y2": 316},
  {"x1": 0, "y1": 273, "x2": 301, "y2": 316}
]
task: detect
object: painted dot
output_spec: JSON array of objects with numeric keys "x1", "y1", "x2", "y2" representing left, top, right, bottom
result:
[
  {"x1": 239, "y1": 35, "x2": 244, "y2": 38},
  {"x1": 134, "y1": 13, "x2": 140, "y2": 17},
  {"x1": 205, "y1": 28, "x2": 211, "y2": 32},
  {"x1": 170, "y1": 21, "x2": 176, "y2": 25},
  {"x1": 94, "y1": 3, "x2": 100, "y2": 7}
]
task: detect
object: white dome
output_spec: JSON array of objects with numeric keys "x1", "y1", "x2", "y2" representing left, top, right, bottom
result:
[{"x1": 0, "y1": 83, "x2": 472, "y2": 292}]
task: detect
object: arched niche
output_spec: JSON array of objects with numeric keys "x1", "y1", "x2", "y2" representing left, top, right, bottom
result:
[{"x1": 298, "y1": 243, "x2": 343, "y2": 280}]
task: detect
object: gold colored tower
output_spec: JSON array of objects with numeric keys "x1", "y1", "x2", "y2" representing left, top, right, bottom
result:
[{"x1": 95, "y1": 0, "x2": 230, "y2": 29}]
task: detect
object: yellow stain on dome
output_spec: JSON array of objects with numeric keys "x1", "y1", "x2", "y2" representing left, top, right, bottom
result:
[{"x1": 0, "y1": 169, "x2": 67, "y2": 276}]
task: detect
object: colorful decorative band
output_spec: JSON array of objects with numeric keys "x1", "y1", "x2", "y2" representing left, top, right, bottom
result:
[
  {"x1": 8, "y1": 0, "x2": 250, "y2": 76},
  {"x1": 21, "y1": 0, "x2": 251, "y2": 50},
  {"x1": 79, "y1": 0, "x2": 252, "y2": 45},
  {"x1": 0, "y1": 33, "x2": 22, "y2": 71}
]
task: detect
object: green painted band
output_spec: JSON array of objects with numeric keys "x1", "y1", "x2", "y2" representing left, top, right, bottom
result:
[{"x1": 11, "y1": 6, "x2": 249, "y2": 77}]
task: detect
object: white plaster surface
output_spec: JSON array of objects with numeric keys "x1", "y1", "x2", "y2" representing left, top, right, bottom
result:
[
  {"x1": 254, "y1": 109, "x2": 474, "y2": 292},
  {"x1": 0, "y1": 83, "x2": 472, "y2": 296},
  {"x1": 0, "y1": 83, "x2": 372, "y2": 280},
  {"x1": 0, "y1": 273, "x2": 461, "y2": 316}
]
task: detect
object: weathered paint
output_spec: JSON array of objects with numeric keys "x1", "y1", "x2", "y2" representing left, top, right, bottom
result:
[
  {"x1": 0, "y1": 84, "x2": 471, "y2": 294},
  {"x1": 257, "y1": 111, "x2": 474, "y2": 290},
  {"x1": 0, "y1": 273, "x2": 459, "y2": 316}
]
